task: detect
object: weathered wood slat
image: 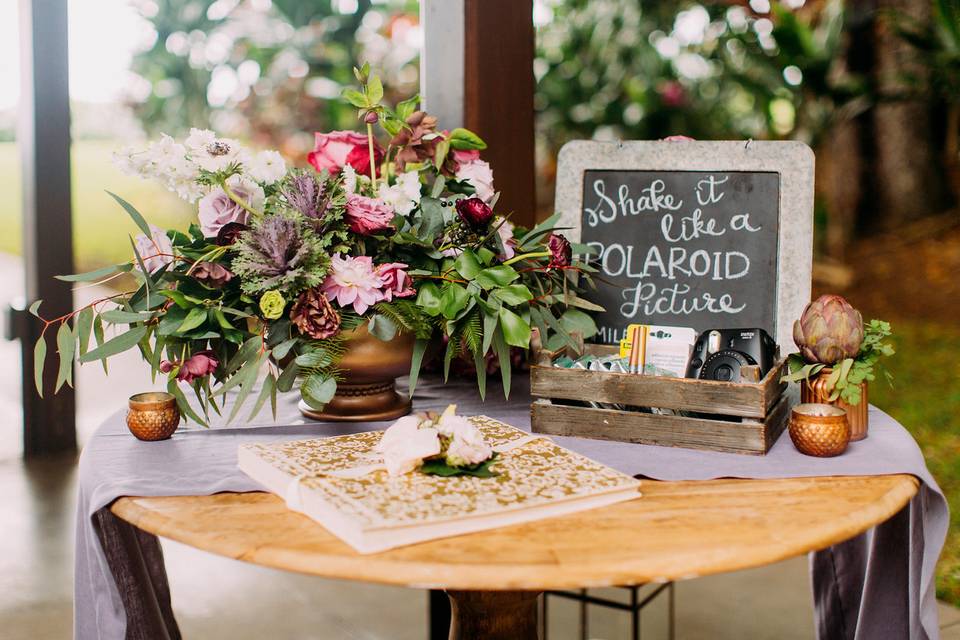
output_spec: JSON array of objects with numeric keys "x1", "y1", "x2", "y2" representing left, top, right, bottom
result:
[
  {"x1": 530, "y1": 400, "x2": 782, "y2": 455},
  {"x1": 530, "y1": 361, "x2": 786, "y2": 418}
]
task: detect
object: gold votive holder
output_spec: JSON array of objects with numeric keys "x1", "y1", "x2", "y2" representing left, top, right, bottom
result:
[
  {"x1": 789, "y1": 403, "x2": 850, "y2": 457},
  {"x1": 126, "y1": 392, "x2": 181, "y2": 441}
]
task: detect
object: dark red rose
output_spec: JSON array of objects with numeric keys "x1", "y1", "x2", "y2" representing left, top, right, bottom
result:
[
  {"x1": 345, "y1": 143, "x2": 384, "y2": 177},
  {"x1": 192, "y1": 261, "x2": 233, "y2": 288},
  {"x1": 547, "y1": 233, "x2": 572, "y2": 269},
  {"x1": 455, "y1": 197, "x2": 494, "y2": 229},
  {"x1": 215, "y1": 222, "x2": 248, "y2": 246}
]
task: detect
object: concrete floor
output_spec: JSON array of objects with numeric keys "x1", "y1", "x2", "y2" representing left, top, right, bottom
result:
[{"x1": 1, "y1": 252, "x2": 958, "y2": 639}]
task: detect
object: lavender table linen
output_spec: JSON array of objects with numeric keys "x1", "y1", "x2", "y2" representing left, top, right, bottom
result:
[{"x1": 75, "y1": 376, "x2": 948, "y2": 640}]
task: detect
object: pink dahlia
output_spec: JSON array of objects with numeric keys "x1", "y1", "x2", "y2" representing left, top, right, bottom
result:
[{"x1": 321, "y1": 254, "x2": 385, "y2": 315}]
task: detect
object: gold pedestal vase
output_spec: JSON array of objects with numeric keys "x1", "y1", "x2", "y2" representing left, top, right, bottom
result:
[
  {"x1": 299, "y1": 325, "x2": 415, "y2": 422},
  {"x1": 800, "y1": 367, "x2": 869, "y2": 441}
]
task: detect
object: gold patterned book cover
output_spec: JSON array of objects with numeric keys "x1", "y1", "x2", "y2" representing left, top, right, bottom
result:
[{"x1": 238, "y1": 416, "x2": 641, "y2": 553}]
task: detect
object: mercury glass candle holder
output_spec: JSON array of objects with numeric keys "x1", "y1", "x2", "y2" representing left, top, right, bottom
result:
[
  {"x1": 127, "y1": 392, "x2": 181, "y2": 441},
  {"x1": 789, "y1": 403, "x2": 850, "y2": 457}
]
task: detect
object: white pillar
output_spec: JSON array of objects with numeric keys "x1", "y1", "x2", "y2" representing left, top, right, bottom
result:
[{"x1": 419, "y1": 0, "x2": 464, "y2": 129}]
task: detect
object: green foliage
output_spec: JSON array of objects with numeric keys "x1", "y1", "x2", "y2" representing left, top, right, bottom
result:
[{"x1": 421, "y1": 452, "x2": 499, "y2": 478}]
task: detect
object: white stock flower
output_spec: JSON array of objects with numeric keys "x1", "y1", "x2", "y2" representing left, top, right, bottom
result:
[
  {"x1": 133, "y1": 224, "x2": 174, "y2": 273},
  {"x1": 456, "y1": 159, "x2": 495, "y2": 202},
  {"x1": 445, "y1": 420, "x2": 493, "y2": 467},
  {"x1": 341, "y1": 164, "x2": 358, "y2": 194},
  {"x1": 378, "y1": 171, "x2": 422, "y2": 217},
  {"x1": 249, "y1": 150, "x2": 286, "y2": 184},
  {"x1": 379, "y1": 423, "x2": 442, "y2": 476},
  {"x1": 191, "y1": 135, "x2": 249, "y2": 173},
  {"x1": 184, "y1": 128, "x2": 217, "y2": 152}
]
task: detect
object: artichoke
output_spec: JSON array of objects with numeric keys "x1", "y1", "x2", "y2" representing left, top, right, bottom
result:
[{"x1": 793, "y1": 294, "x2": 864, "y2": 364}]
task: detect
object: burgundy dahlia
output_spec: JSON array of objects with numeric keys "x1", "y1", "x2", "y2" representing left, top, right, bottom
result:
[
  {"x1": 455, "y1": 197, "x2": 494, "y2": 229},
  {"x1": 547, "y1": 233, "x2": 572, "y2": 269},
  {"x1": 290, "y1": 288, "x2": 341, "y2": 340}
]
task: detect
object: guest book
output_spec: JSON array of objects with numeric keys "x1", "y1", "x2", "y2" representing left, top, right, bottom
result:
[{"x1": 238, "y1": 416, "x2": 641, "y2": 553}]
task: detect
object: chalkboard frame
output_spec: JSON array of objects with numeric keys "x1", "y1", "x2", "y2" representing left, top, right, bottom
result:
[{"x1": 554, "y1": 140, "x2": 814, "y2": 350}]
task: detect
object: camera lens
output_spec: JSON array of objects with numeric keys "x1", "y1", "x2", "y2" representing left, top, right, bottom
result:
[{"x1": 698, "y1": 350, "x2": 754, "y2": 383}]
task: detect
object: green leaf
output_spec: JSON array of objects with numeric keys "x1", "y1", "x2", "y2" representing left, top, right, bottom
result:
[
  {"x1": 100, "y1": 309, "x2": 153, "y2": 324},
  {"x1": 453, "y1": 250, "x2": 483, "y2": 279},
  {"x1": 128, "y1": 235, "x2": 152, "y2": 305},
  {"x1": 408, "y1": 338, "x2": 429, "y2": 397},
  {"x1": 396, "y1": 94, "x2": 419, "y2": 121},
  {"x1": 107, "y1": 191, "x2": 152, "y2": 238},
  {"x1": 55, "y1": 263, "x2": 132, "y2": 282},
  {"x1": 248, "y1": 372, "x2": 276, "y2": 421},
  {"x1": 28, "y1": 300, "x2": 42, "y2": 317},
  {"x1": 272, "y1": 337, "x2": 298, "y2": 361},
  {"x1": 473, "y1": 348, "x2": 487, "y2": 400},
  {"x1": 563, "y1": 293, "x2": 605, "y2": 312},
  {"x1": 227, "y1": 354, "x2": 264, "y2": 423},
  {"x1": 559, "y1": 308, "x2": 598, "y2": 339},
  {"x1": 177, "y1": 307, "x2": 207, "y2": 334},
  {"x1": 416, "y1": 197, "x2": 446, "y2": 241},
  {"x1": 492, "y1": 284, "x2": 533, "y2": 306},
  {"x1": 301, "y1": 374, "x2": 337, "y2": 410},
  {"x1": 93, "y1": 315, "x2": 107, "y2": 373},
  {"x1": 276, "y1": 360, "x2": 299, "y2": 393},
  {"x1": 342, "y1": 88, "x2": 368, "y2": 108},
  {"x1": 55, "y1": 323, "x2": 75, "y2": 392},
  {"x1": 295, "y1": 349, "x2": 332, "y2": 369},
  {"x1": 434, "y1": 139, "x2": 450, "y2": 171},
  {"x1": 33, "y1": 335, "x2": 46, "y2": 398},
  {"x1": 448, "y1": 127, "x2": 487, "y2": 150},
  {"x1": 491, "y1": 326, "x2": 512, "y2": 399},
  {"x1": 481, "y1": 310, "x2": 498, "y2": 354},
  {"x1": 167, "y1": 378, "x2": 206, "y2": 426},
  {"x1": 421, "y1": 454, "x2": 499, "y2": 478},
  {"x1": 439, "y1": 283, "x2": 470, "y2": 319},
  {"x1": 366, "y1": 74, "x2": 383, "y2": 104},
  {"x1": 76, "y1": 307, "x2": 94, "y2": 358},
  {"x1": 368, "y1": 314, "x2": 398, "y2": 341},
  {"x1": 476, "y1": 265, "x2": 519, "y2": 290},
  {"x1": 416, "y1": 282, "x2": 443, "y2": 316},
  {"x1": 79, "y1": 325, "x2": 148, "y2": 363},
  {"x1": 498, "y1": 306, "x2": 531, "y2": 348}
]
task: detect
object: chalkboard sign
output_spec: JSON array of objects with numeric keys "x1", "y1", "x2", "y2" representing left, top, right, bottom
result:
[
  {"x1": 555, "y1": 141, "x2": 814, "y2": 348},
  {"x1": 581, "y1": 170, "x2": 780, "y2": 343}
]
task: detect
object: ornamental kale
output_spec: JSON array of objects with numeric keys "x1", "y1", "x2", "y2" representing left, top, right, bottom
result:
[{"x1": 231, "y1": 213, "x2": 329, "y2": 297}]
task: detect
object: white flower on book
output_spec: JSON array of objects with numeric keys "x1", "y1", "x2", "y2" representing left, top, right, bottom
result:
[
  {"x1": 377, "y1": 415, "x2": 441, "y2": 476},
  {"x1": 376, "y1": 405, "x2": 496, "y2": 476}
]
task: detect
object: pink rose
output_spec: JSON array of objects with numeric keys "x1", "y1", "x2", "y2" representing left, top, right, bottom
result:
[
  {"x1": 133, "y1": 224, "x2": 174, "y2": 273},
  {"x1": 160, "y1": 350, "x2": 219, "y2": 384},
  {"x1": 451, "y1": 149, "x2": 480, "y2": 170},
  {"x1": 455, "y1": 158, "x2": 495, "y2": 202},
  {"x1": 308, "y1": 131, "x2": 382, "y2": 175},
  {"x1": 376, "y1": 262, "x2": 415, "y2": 302},
  {"x1": 197, "y1": 178, "x2": 264, "y2": 238},
  {"x1": 345, "y1": 194, "x2": 395, "y2": 235}
]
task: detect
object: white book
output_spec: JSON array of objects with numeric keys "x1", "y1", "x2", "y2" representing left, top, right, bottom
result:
[{"x1": 238, "y1": 416, "x2": 641, "y2": 554}]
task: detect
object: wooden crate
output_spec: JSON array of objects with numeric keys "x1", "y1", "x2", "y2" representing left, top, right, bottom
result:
[{"x1": 529, "y1": 342, "x2": 790, "y2": 455}]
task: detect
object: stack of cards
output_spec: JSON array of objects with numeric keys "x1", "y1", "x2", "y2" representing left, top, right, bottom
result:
[{"x1": 619, "y1": 324, "x2": 697, "y2": 378}]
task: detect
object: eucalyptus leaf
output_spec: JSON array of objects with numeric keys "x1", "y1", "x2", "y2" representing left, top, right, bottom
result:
[
  {"x1": 491, "y1": 326, "x2": 511, "y2": 399},
  {"x1": 76, "y1": 307, "x2": 94, "y2": 357},
  {"x1": 101, "y1": 309, "x2": 153, "y2": 324},
  {"x1": 167, "y1": 378, "x2": 206, "y2": 427},
  {"x1": 28, "y1": 300, "x2": 42, "y2": 317},
  {"x1": 408, "y1": 338, "x2": 429, "y2": 398},
  {"x1": 177, "y1": 307, "x2": 208, "y2": 334},
  {"x1": 54, "y1": 323, "x2": 75, "y2": 392},
  {"x1": 248, "y1": 372, "x2": 276, "y2": 422},
  {"x1": 55, "y1": 263, "x2": 132, "y2": 282},
  {"x1": 33, "y1": 335, "x2": 46, "y2": 398},
  {"x1": 301, "y1": 374, "x2": 337, "y2": 410},
  {"x1": 107, "y1": 191, "x2": 152, "y2": 238},
  {"x1": 79, "y1": 325, "x2": 148, "y2": 363},
  {"x1": 368, "y1": 314, "x2": 398, "y2": 341},
  {"x1": 276, "y1": 361, "x2": 299, "y2": 393}
]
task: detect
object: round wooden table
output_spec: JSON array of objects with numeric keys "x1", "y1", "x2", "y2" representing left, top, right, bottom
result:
[{"x1": 112, "y1": 474, "x2": 918, "y2": 639}]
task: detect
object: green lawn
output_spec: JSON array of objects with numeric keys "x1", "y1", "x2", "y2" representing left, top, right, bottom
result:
[
  {"x1": 869, "y1": 319, "x2": 960, "y2": 605},
  {"x1": 1, "y1": 140, "x2": 957, "y2": 606},
  {"x1": 0, "y1": 140, "x2": 193, "y2": 272}
]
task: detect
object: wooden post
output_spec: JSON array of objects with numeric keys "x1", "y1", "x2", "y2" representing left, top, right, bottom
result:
[
  {"x1": 420, "y1": 0, "x2": 536, "y2": 228},
  {"x1": 11, "y1": 0, "x2": 77, "y2": 455}
]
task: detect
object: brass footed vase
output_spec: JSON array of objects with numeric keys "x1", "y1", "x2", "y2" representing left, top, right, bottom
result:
[{"x1": 299, "y1": 325, "x2": 415, "y2": 422}]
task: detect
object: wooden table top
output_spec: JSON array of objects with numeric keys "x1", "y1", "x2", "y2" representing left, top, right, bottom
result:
[{"x1": 111, "y1": 474, "x2": 918, "y2": 591}]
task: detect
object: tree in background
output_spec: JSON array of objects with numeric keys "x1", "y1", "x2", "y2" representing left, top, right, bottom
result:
[{"x1": 128, "y1": 0, "x2": 419, "y2": 157}]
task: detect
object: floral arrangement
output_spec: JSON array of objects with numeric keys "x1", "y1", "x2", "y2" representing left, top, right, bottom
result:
[
  {"x1": 31, "y1": 65, "x2": 598, "y2": 424},
  {"x1": 783, "y1": 294, "x2": 895, "y2": 405},
  {"x1": 376, "y1": 405, "x2": 497, "y2": 477}
]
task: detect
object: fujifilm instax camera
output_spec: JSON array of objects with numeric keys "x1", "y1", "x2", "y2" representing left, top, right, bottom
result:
[{"x1": 685, "y1": 328, "x2": 778, "y2": 383}]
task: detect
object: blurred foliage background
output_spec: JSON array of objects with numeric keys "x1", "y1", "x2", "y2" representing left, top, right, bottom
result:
[{"x1": 0, "y1": 0, "x2": 957, "y2": 606}]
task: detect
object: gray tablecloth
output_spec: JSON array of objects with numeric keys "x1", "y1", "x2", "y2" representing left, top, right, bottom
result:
[{"x1": 75, "y1": 376, "x2": 948, "y2": 640}]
